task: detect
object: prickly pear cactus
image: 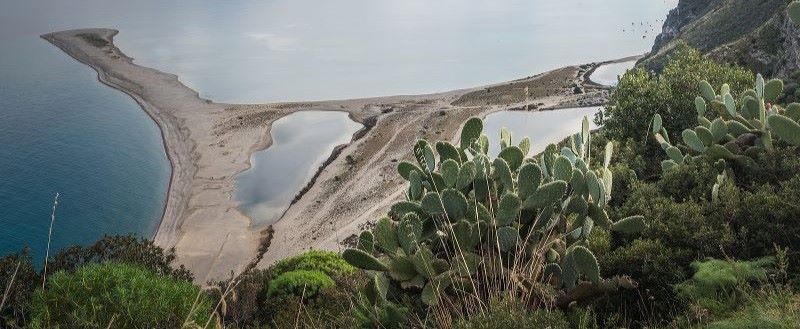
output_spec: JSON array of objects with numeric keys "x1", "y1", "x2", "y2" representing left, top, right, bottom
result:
[
  {"x1": 343, "y1": 117, "x2": 646, "y2": 311},
  {"x1": 652, "y1": 74, "x2": 800, "y2": 173}
]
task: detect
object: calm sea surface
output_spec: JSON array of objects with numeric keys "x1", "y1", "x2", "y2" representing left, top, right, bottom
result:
[
  {"x1": 0, "y1": 32, "x2": 170, "y2": 261},
  {"x1": 1, "y1": 0, "x2": 675, "y2": 259}
]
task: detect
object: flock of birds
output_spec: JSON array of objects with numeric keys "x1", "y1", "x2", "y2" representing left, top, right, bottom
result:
[{"x1": 622, "y1": 19, "x2": 665, "y2": 39}]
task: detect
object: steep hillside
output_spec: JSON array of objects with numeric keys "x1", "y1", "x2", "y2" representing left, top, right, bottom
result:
[{"x1": 642, "y1": 0, "x2": 800, "y2": 77}]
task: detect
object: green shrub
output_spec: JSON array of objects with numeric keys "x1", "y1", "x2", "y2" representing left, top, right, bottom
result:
[
  {"x1": 266, "y1": 270, "x2": 335, "y2": 299},
  {"x1": 735, "y1": 146, "x2": 800, "y2": 187},
  {"x1": 270, "y1": 250, "x2": 354, "y2": 277},
  {"x1": 717, "y1": 177, "x2": 800, "y2": 274},
  {"x1": 704, "y1": 289, "x2": 800, "y2": 329},
  {"x1": 599, "y1": 239, "x2": 688, "y2": 326},
  {"x1": 656, "y1": 159, "x2": 718, "y2": 202},
  {"x1": 670, "y1": 259, "x2": 795, "y2": 328},
  {"x1": 0, "y1": 250, "x2": 38, "y2": 327},
  {"x1": 675, "y1": 258, "x2": 773, "y2": 301},
  {"x1": 599, "y1": 44, "x2": 751, "y2": 178},
  {"x1": 602, "y1": 44, "x2": 751, "y2": 145},
  {"x1": 264, "y1": 274, "x2": 365, "y2": 329},
  {"x1": 28, "y1": 262, "x2": 211, "y2": 329},
  {"x1": 49, "y1": 234, "x2": 193, "y2": 281},
  {"x1": 613, "y1": 182, "x2": 734, "y2": 258},
  {"x1": 453, "y1": 298, "x2": 569, "y2": 329}
]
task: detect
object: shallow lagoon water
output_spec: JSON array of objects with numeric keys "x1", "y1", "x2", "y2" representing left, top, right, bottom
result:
[
  {"x1": 234, "y1": 111, "x2": 362, "y2": 226},
  {"x1": 591, "y1": 60, "x2": 638, "y2": 86},
  {"x1": 484, "y1": 107, "x2": 601, "y2": 157}
]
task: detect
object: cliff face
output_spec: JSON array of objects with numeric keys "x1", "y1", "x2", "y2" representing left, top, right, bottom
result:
[{"x1": 642, "y1": 0, "x2": 800, "y2": 78}]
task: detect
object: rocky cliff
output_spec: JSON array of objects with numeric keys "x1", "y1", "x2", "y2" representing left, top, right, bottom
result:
[{"x1": 642, "y1": 0, "x2": 800, "y2": 78}]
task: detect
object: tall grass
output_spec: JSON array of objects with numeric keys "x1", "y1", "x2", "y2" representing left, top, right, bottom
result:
[{"x1": 416, "y1": 174, "x2": 557, "y2": 328}]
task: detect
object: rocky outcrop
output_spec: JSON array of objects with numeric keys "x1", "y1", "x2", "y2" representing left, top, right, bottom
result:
[
  {"x1": 642, "y1": 0, "x2": 799, "y2": 78},
  {"x1": 649, "y1": 0, "x2": 722, "y2": 54}
]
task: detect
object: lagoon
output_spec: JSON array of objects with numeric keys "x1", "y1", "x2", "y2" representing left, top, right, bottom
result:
[
  {"x1": 1, "y1": 0, "x2": 673, "y2": 259},
  {"x1": 484, "y1": 107, "x2": 602, "y2": 157},
  {"x1": 235, "y1": 111, "x2": 362, "y2": 226}
]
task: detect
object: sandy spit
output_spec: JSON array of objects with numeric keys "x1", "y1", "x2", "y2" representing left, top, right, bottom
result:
[{"x1": 42, "y1": 28, "x2": 619, "y2": 281}]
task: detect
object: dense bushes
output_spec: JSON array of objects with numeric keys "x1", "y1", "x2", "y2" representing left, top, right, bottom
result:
[
  {"x1": 585, "y1": 47, "x2": 800, "y2": 326},
  {"x1": 0, "y1": 235, "x2": 194, "y2": 328},
  {"x1": 27, "y1": 263, "x2": 211, "y2": 328},
  {"x1": 0, "y1": 250, "x2": 38, "y2": 327},
  {"x1": 266, "y1": 269, "x2": 335, "y2": 299},
  {"x1": 263, "y1": 274, "x2": 364, "y2": 329},
  {"x1": 600, "y1": 44, "x2": 752, "y2": 146},
  {"x1": 49, "y1": 234, "x2": 193, "y2": 281},
  {"x1": 270, "y1": 249, "x2": 354, "y2": 277},
  {"x1": 209, "y1": 250, "x2": 364, "y2": 328},
  {"x1": 598, "y1": 44, "x2": 752, "y2": 177},
  {"x1": 452, "y1": 298, "x2": 569, "y2": 329}
]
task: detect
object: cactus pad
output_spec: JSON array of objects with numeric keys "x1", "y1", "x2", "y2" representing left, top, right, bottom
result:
[
  {"x1": 611, "y1": 215, "x2": 647, "y2": 234},
  {"x1": 768, "y1": 114, "x2": 800, "y2": 146},
  {"x1": 343, "y1": 249, "x2": 389, "y2": 271},
  {"x1": 460, "y1": 117, "x2": 483, "y2": 150}
]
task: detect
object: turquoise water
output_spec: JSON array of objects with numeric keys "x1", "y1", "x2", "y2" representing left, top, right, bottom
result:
[
  {"x1": 0, "y1": 33, "x2": 170, "y2": 260},
  {"x1": 235, "y1": 112, "x2": 362, "y2": 226},
  {"x1": 1, "y1": 0, "x2": 674, "y2": 260}
]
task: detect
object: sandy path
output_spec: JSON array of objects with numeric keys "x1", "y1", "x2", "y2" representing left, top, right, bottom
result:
[{"x1": 42, "y1": 28, "x2": 617, "y2": 280}]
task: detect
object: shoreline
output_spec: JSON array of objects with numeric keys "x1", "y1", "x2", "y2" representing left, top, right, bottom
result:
[
  {"x1": 40, "y1": 29, "x2": 192, "y2": 246},
  {"x1": 42, "y1": 28, "x2": 629, "y2": 280},
  {"x1": 584, "y1": 54, "x2": 642, "y2": 88}
]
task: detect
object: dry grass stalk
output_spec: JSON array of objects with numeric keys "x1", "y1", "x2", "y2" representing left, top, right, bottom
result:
[
  {"x1": 41, "y1": 192, "x2": 59, "y2": 289},
  {"x1": 0, "y1": 260, "x2": 21, "y2": 311}
]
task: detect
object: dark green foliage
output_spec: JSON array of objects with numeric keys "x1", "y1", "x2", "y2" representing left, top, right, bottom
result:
[
  {"x1": 597, "y1": 138, "x2": 800, "y2": 327},
  {"x1": 0, "y1": 235, "x2": 193, "y2": 328},
  {"x1": 208, "y1": 268, "x2": 272, "y2": 328},
  {"x1": 0, "y1": 250, "x2": 38, "y2": 328},
  {"x1": 48, "y1": 234, "x2": 193, "y2": 281},
  {"x1": 600, "y1": 44, "x2": 751, "y2": 146},
  {"x1": 453, "y1": 298, "x2": 569, "y2": 329},
  {"x1": 270, "y1": 249, "x2": 354, "y2": 277},
  {"x1": 599, "y1": 239, "x2": 689, "y2": 326},
  {"x1": 264, "y1": 276, "x2": 363, "y2": 329},
  {"x1": 612, "y1": 182, "x2": 734, "y2": 258},
  {"x1": 669, "y1": 259, "x2": 800, "y2": 329},
  {"x1": 28, "y1": 263, "x2": 210, "y2": 329},
  {"x1": 717, "y1": 176, "x2": 800, "y2": 271},
  {"x1": 656, "y1": 160, "x2": 718, "y2": 201},
  {"x1": 701, "y1": 289, "x2": 800, "y2": 329}
]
